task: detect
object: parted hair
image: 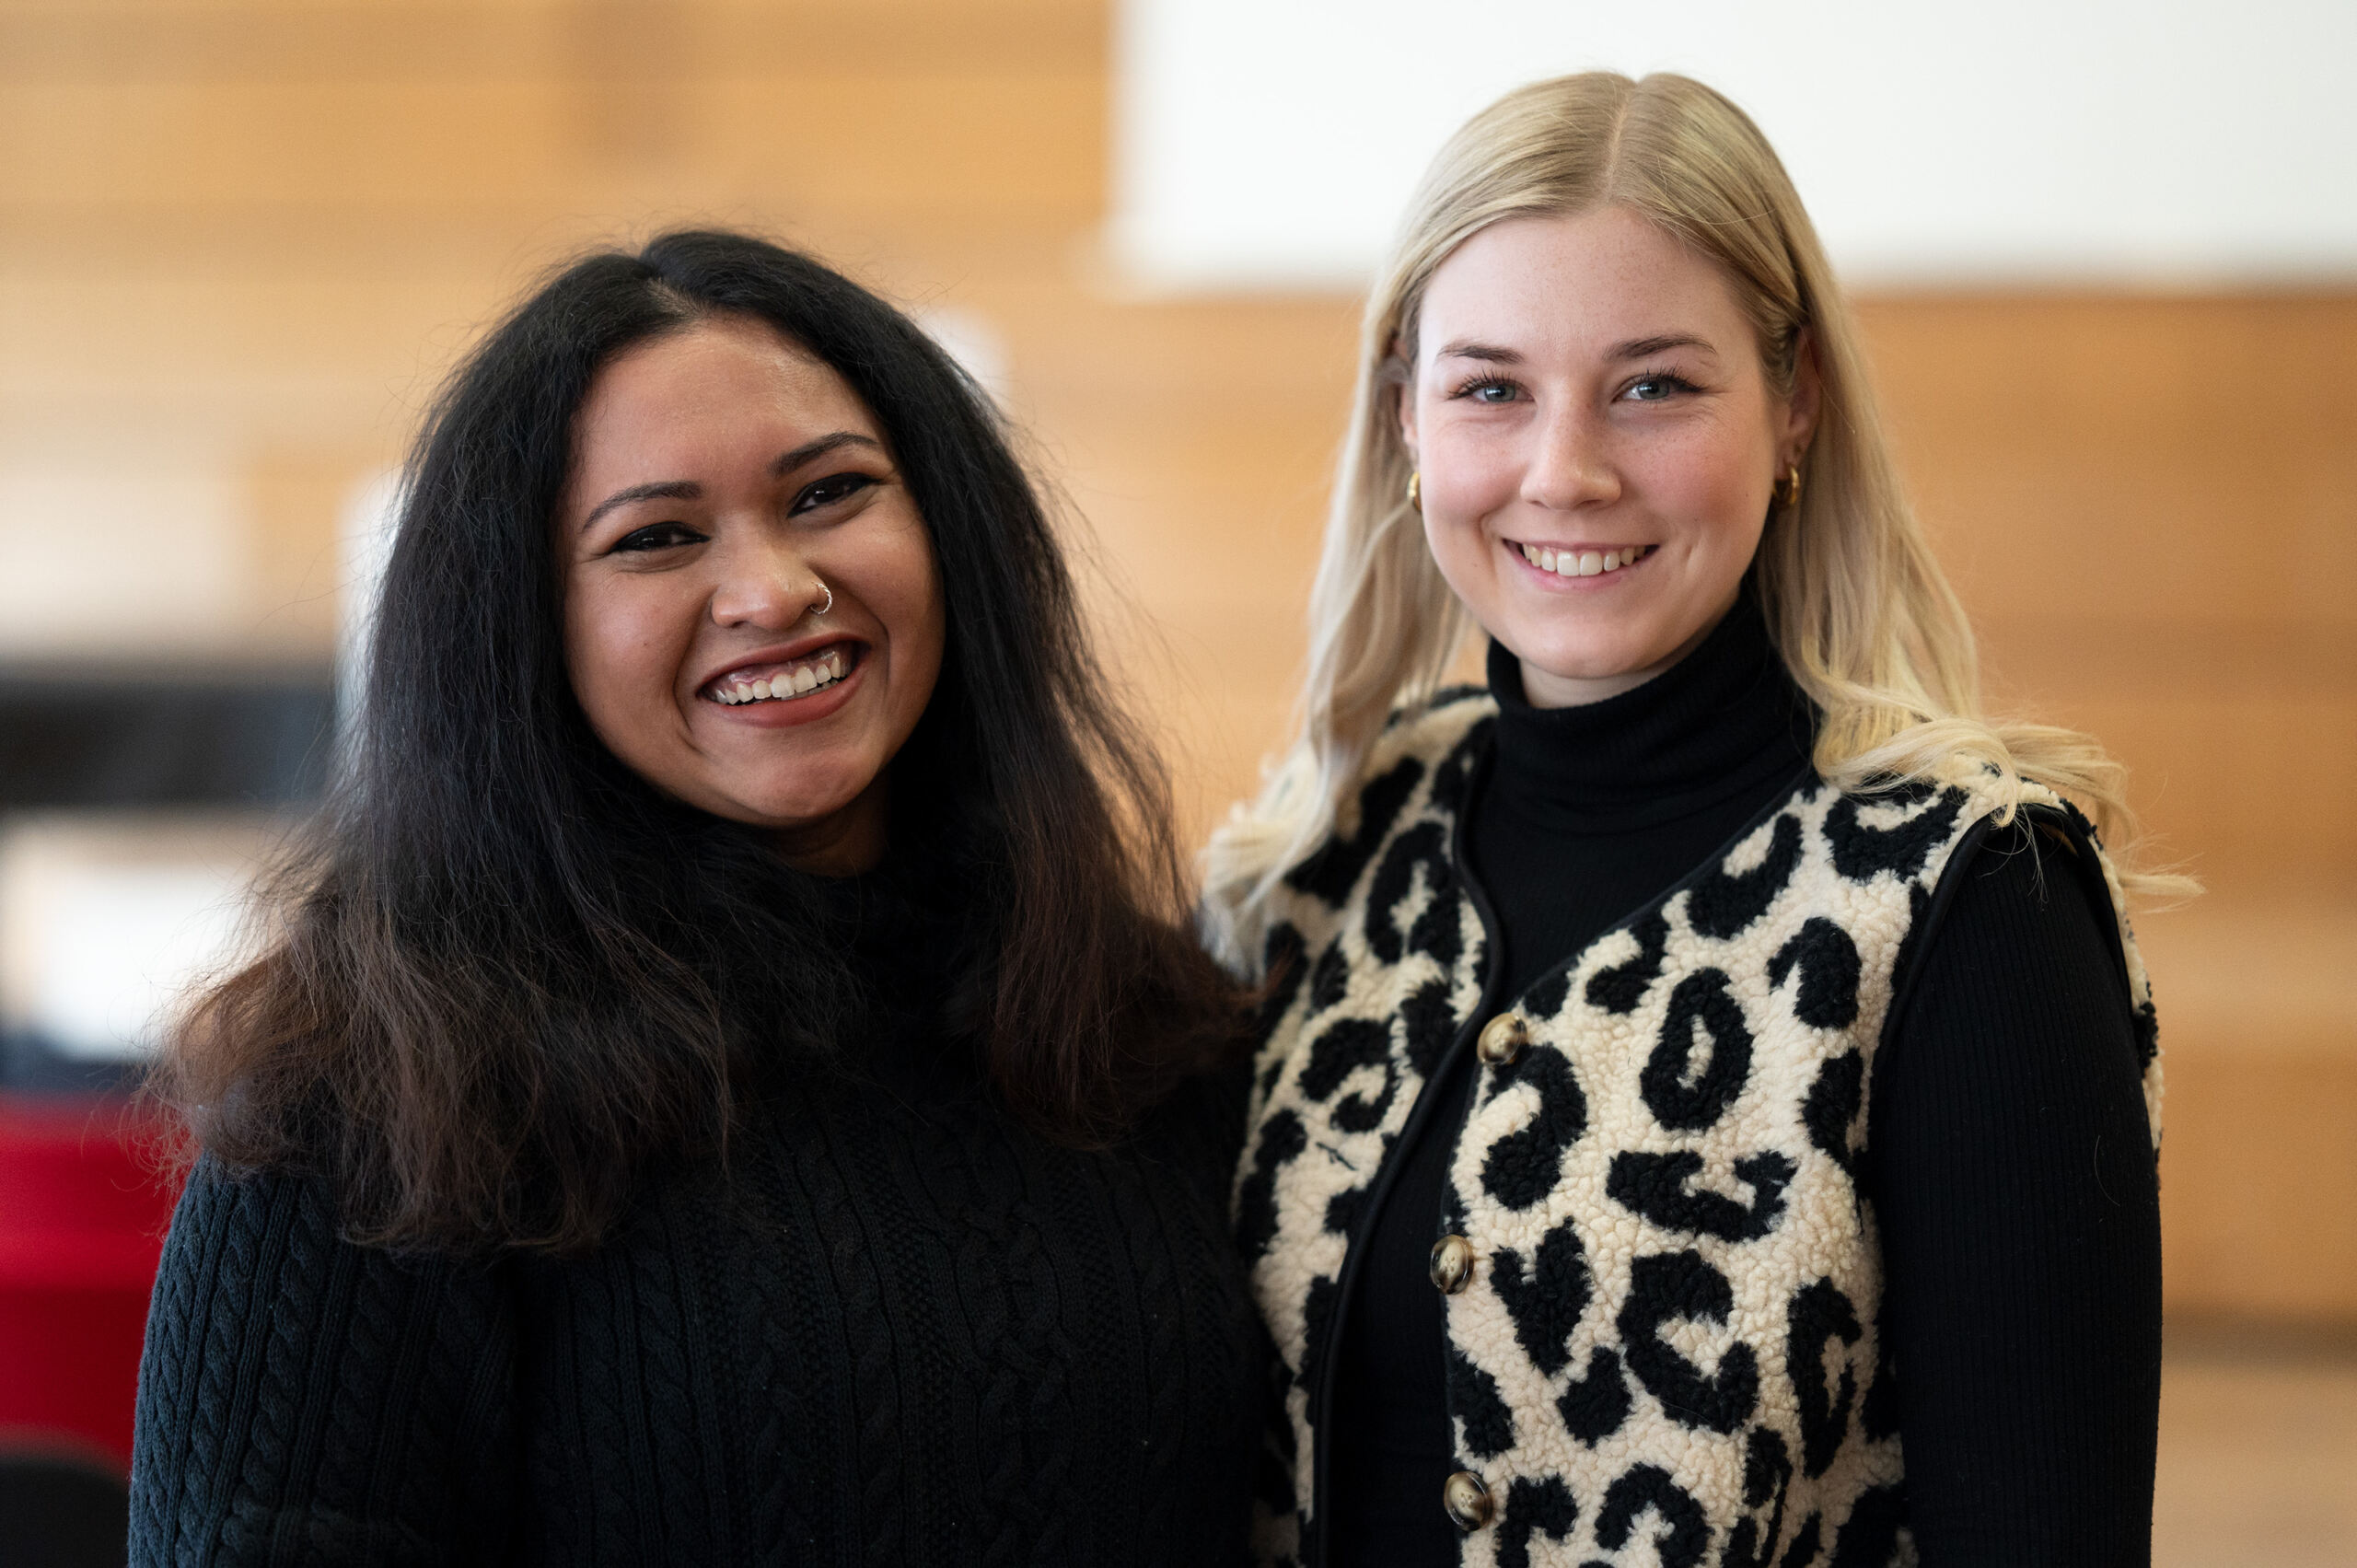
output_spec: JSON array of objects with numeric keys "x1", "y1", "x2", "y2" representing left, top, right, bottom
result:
[
  {"x1": 156, "y1": 230, "x2": 1241, "y2": 1254},
  {"x1": 1201, "y1": 71, "x2": 2186, "y2": 973}
]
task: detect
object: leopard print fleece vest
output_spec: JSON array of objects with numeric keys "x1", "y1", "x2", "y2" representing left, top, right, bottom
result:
[{"x1": 1233, "y1": 692, "x2": 2160, "y2": 1568}]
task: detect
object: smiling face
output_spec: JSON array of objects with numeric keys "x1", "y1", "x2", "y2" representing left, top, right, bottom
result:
[
  {"x1": 1401, "y1": 204, "x2": 1817, "y2": 707},
  {"x1": 559, "y1": 313, "x2": 945, "y2": 874}
]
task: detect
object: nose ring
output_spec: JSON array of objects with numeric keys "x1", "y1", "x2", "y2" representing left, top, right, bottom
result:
[{"x1": 811, "y1": 578, "x2": 833, "y2": 620}]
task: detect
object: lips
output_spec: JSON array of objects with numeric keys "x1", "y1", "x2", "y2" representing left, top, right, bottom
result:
[
  {"x1": 699, "y1": 640, "x2": 862, "y2": 706},
  {"x1": 1512, "y1": 541, "x2": 1655, "y2": 578}
]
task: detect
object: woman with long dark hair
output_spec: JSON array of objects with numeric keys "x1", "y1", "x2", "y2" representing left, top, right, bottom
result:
[{"x1": 133, "y1": 230, "x2": 1259, "y2": 1564}]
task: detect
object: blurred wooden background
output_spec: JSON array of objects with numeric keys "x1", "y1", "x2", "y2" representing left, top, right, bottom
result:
[{"x1": 3, "y1": 1, "x2": 2351, "y2": 1341}]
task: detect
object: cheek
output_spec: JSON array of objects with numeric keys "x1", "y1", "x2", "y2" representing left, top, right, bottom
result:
[
  {"x1": 1418, "y1": 423, "x2": 1518, "y2": 548},
  {"x1": 563, "y1": 576, "x2": 690, "y2": 741},
  {"x1": 849, "y1": 522, "x2": 946, "y2": 710},
  {"x1": 1637, "y1": 401, "x2": 1781, "y2": 539},
  {"x1": 1655, "y1": 431, "x2": 1761, "y2": 526}
]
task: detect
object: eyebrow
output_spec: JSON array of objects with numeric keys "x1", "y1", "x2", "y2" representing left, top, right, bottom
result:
[
  {"x1": 1434, "y1": 339, "x2": 1523, "y2": 365},
  {"x1": 772, "y1": 430, "x2": 883, "y2": 477},
  {"x1": 580, "y1": 479, "x2": 700, "y2": 530},
  {"x1": 1432, "y1": 333, "x2": 1715, "y2": 366},
  {"x1": 1608, "y1": 333, "x2": 1713, "y2": 361},
  {"x1": 578, "y1": 431, "x2": 886, "y2": 530}
]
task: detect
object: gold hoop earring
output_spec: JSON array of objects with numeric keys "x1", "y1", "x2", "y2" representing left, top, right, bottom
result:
[
  {"x1": 1407, "y1": 471, "x2": 1422, "y2": 513},
  {"x1": 1773, "y1": 462, "x2": 1802, "y2": 511}
]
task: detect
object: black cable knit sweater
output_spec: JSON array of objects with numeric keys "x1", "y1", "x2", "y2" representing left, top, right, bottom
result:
[{"x1": 129, "y1": 873, "x2": 1262, "y2": 1565}]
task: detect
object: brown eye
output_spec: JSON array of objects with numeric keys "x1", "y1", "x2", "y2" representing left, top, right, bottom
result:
[
  {"x1": 614, "y1": 522, "x2": 702, "y2": 552},
  {"x1": 792, "y1": 472, "x2": 878, "y2": 514}
]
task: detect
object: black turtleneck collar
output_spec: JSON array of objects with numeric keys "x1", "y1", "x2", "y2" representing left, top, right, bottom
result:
[{"x1": 1482, "y1": 587, "x2": 1817, "y2": 837}]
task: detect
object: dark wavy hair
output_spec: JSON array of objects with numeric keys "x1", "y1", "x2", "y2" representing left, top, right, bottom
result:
[{"x1": 154, "y1": 230, "x2": 1241, "y2": 1254}]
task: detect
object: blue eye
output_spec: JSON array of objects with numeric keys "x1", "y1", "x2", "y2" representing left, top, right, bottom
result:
[
  {"x1": 1624, "y1": 372, "x2": 1699, "y2": 402},
  {"x1": 1453, "y1": 377, "x2": 1521, "y2": 404}
]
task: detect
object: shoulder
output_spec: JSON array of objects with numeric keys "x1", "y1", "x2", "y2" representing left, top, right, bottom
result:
[
  {"x1": 1373, "y1": 684, "x2": 1495, "y2": 774},
  {"x1": 145, "y1": 1156, "x2": 515, "y2": 1408},
  {"x1": 151, "y1": 1156, "x2": 504, "y2": 1331},
  {"x1": 135, "y1": 1159, "x2": 518, "y2": 1559},
  {"x1": 1798, "y1": 768, "x2": 2151, "y2": 1035},
  {"x1": 1788, "y1": 765, "x2": 2117, "y2": 925},
  {"x1": 157, "y1": 1156, "x2": 340, "y2": 1279},
  {"x1": 1899, "y1": 802, "x2": 2135, "y2": 1005},
  {"x1": 1275, "y1": 689, "x2": 1496, "y2": 911},
  {"x1": 1881, "y1": 797, "x2": 2161, "y2": 1117}
]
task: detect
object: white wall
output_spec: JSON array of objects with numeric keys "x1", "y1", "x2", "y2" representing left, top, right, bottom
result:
[
  {"x1": 1111, "y1": 0, "x2": 2357, "y2": 291},
  {"x1": 0, "y1": 442, "x2": 247, "y2": 655}
]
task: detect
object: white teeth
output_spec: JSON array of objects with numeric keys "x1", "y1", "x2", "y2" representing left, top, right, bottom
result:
[
  {"x1": 710, "y1": 647, "x2": 853, "y2": 705},
  {"x1": 1519, "y1": 542, "x2": 1650, "y2": 577}
]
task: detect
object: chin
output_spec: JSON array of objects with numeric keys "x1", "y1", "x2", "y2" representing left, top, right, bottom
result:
[
  {"x1": 1513, "y1": 628, "x2": 1663, "y2": 686},
  {"x1": 726, "y1": 788, "x2": 858, "y2": 834},
  {"x1": 719, "y1": 760, "x2": 877, "y2": 830}
]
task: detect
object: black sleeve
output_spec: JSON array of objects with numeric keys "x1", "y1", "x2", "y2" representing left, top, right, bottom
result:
[
  {"x1": 1867, "y1": 816, "x2": 2163, "y2": 1567},
  {"x1": 129, "y1": 1161, "x2": 519, "y2": 1566}
]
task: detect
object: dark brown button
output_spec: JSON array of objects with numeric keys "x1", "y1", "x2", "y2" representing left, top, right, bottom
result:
[
  {"x1": 1429, "y1": 1234, "x2": 1476, "y2": 1295},
  {"x1": 1442, "y1": 1469, "x2": 1494, "y2": 1531},
  {"x1": 1476, "y1": 1013, "x2": 1527, "y2": 1066}
]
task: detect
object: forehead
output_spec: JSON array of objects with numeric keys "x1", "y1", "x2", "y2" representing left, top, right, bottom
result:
[
  {"x1": 574, "y1": 315, "x2": 875, "y2": 459},
  {"x1": 1416, "y1": 206, "x2": 1751, "y2": 363}
]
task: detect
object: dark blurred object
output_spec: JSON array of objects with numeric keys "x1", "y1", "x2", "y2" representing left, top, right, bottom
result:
[
  {"x1": 0, "y1": 663, "x2": 334, "y2": 811},
  {"x1": 0, "y1": 1096, "x2": 182, "y2": 1472},
  {"x1": 0, "y1": 664, "x2": 332, "y2": 1096},
  {"x1": 0, "y1": 1448, "x2": 130, "y2": 1567},
  {"x1": 0, "y1": 1037, "x2": 132, "y2": 1100}
]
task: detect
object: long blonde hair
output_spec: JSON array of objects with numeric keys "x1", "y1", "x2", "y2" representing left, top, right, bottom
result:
[{"x1": 1202, "y1": 70, "x2": 2186, "y2": 974}]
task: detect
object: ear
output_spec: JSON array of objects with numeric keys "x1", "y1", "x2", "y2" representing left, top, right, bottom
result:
[
  {"x1": 1391, "y1": 337, "x2": 1421, "y2": 462},
  {"x1": 1781, "y1": 328, "x2": 1823, "y2": 463}
]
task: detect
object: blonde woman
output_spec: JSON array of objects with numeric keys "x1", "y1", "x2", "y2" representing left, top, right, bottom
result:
[{"x1": 1207, "y1": 74, "x2": 2169, "y2": 1567}]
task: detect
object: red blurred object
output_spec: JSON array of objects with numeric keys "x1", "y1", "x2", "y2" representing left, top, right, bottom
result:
[{"x1": 0, "y1": 1093, "x2": 185, "y2": 1470}]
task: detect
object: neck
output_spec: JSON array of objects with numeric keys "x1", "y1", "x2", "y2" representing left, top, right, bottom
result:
[{"x1": 1482, "y1": 587, "x2": 1817, "y2": 831}]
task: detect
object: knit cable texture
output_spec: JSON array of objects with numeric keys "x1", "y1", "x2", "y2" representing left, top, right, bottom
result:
[{"x1": 130, "y1": 1058, "x2": 1260, "y2": 1566}]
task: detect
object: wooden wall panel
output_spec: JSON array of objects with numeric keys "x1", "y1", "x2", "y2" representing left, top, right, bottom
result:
[
  {"x1": 1861, "y1": 294, "x2": 2357, "y2": 633},
  {"x1": 0, "y1": 0, "x2": 2350, "y2": 1320},
  {"x1": 1854, "y1": 295, "x2": 2357, "y2": 898},
  {"x1": 0, "y1": 76, "x2": 1102, "y2": 220},
  {"x1": 2142, "y1": 900, "x2": 2357, "y2": 1322}
]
